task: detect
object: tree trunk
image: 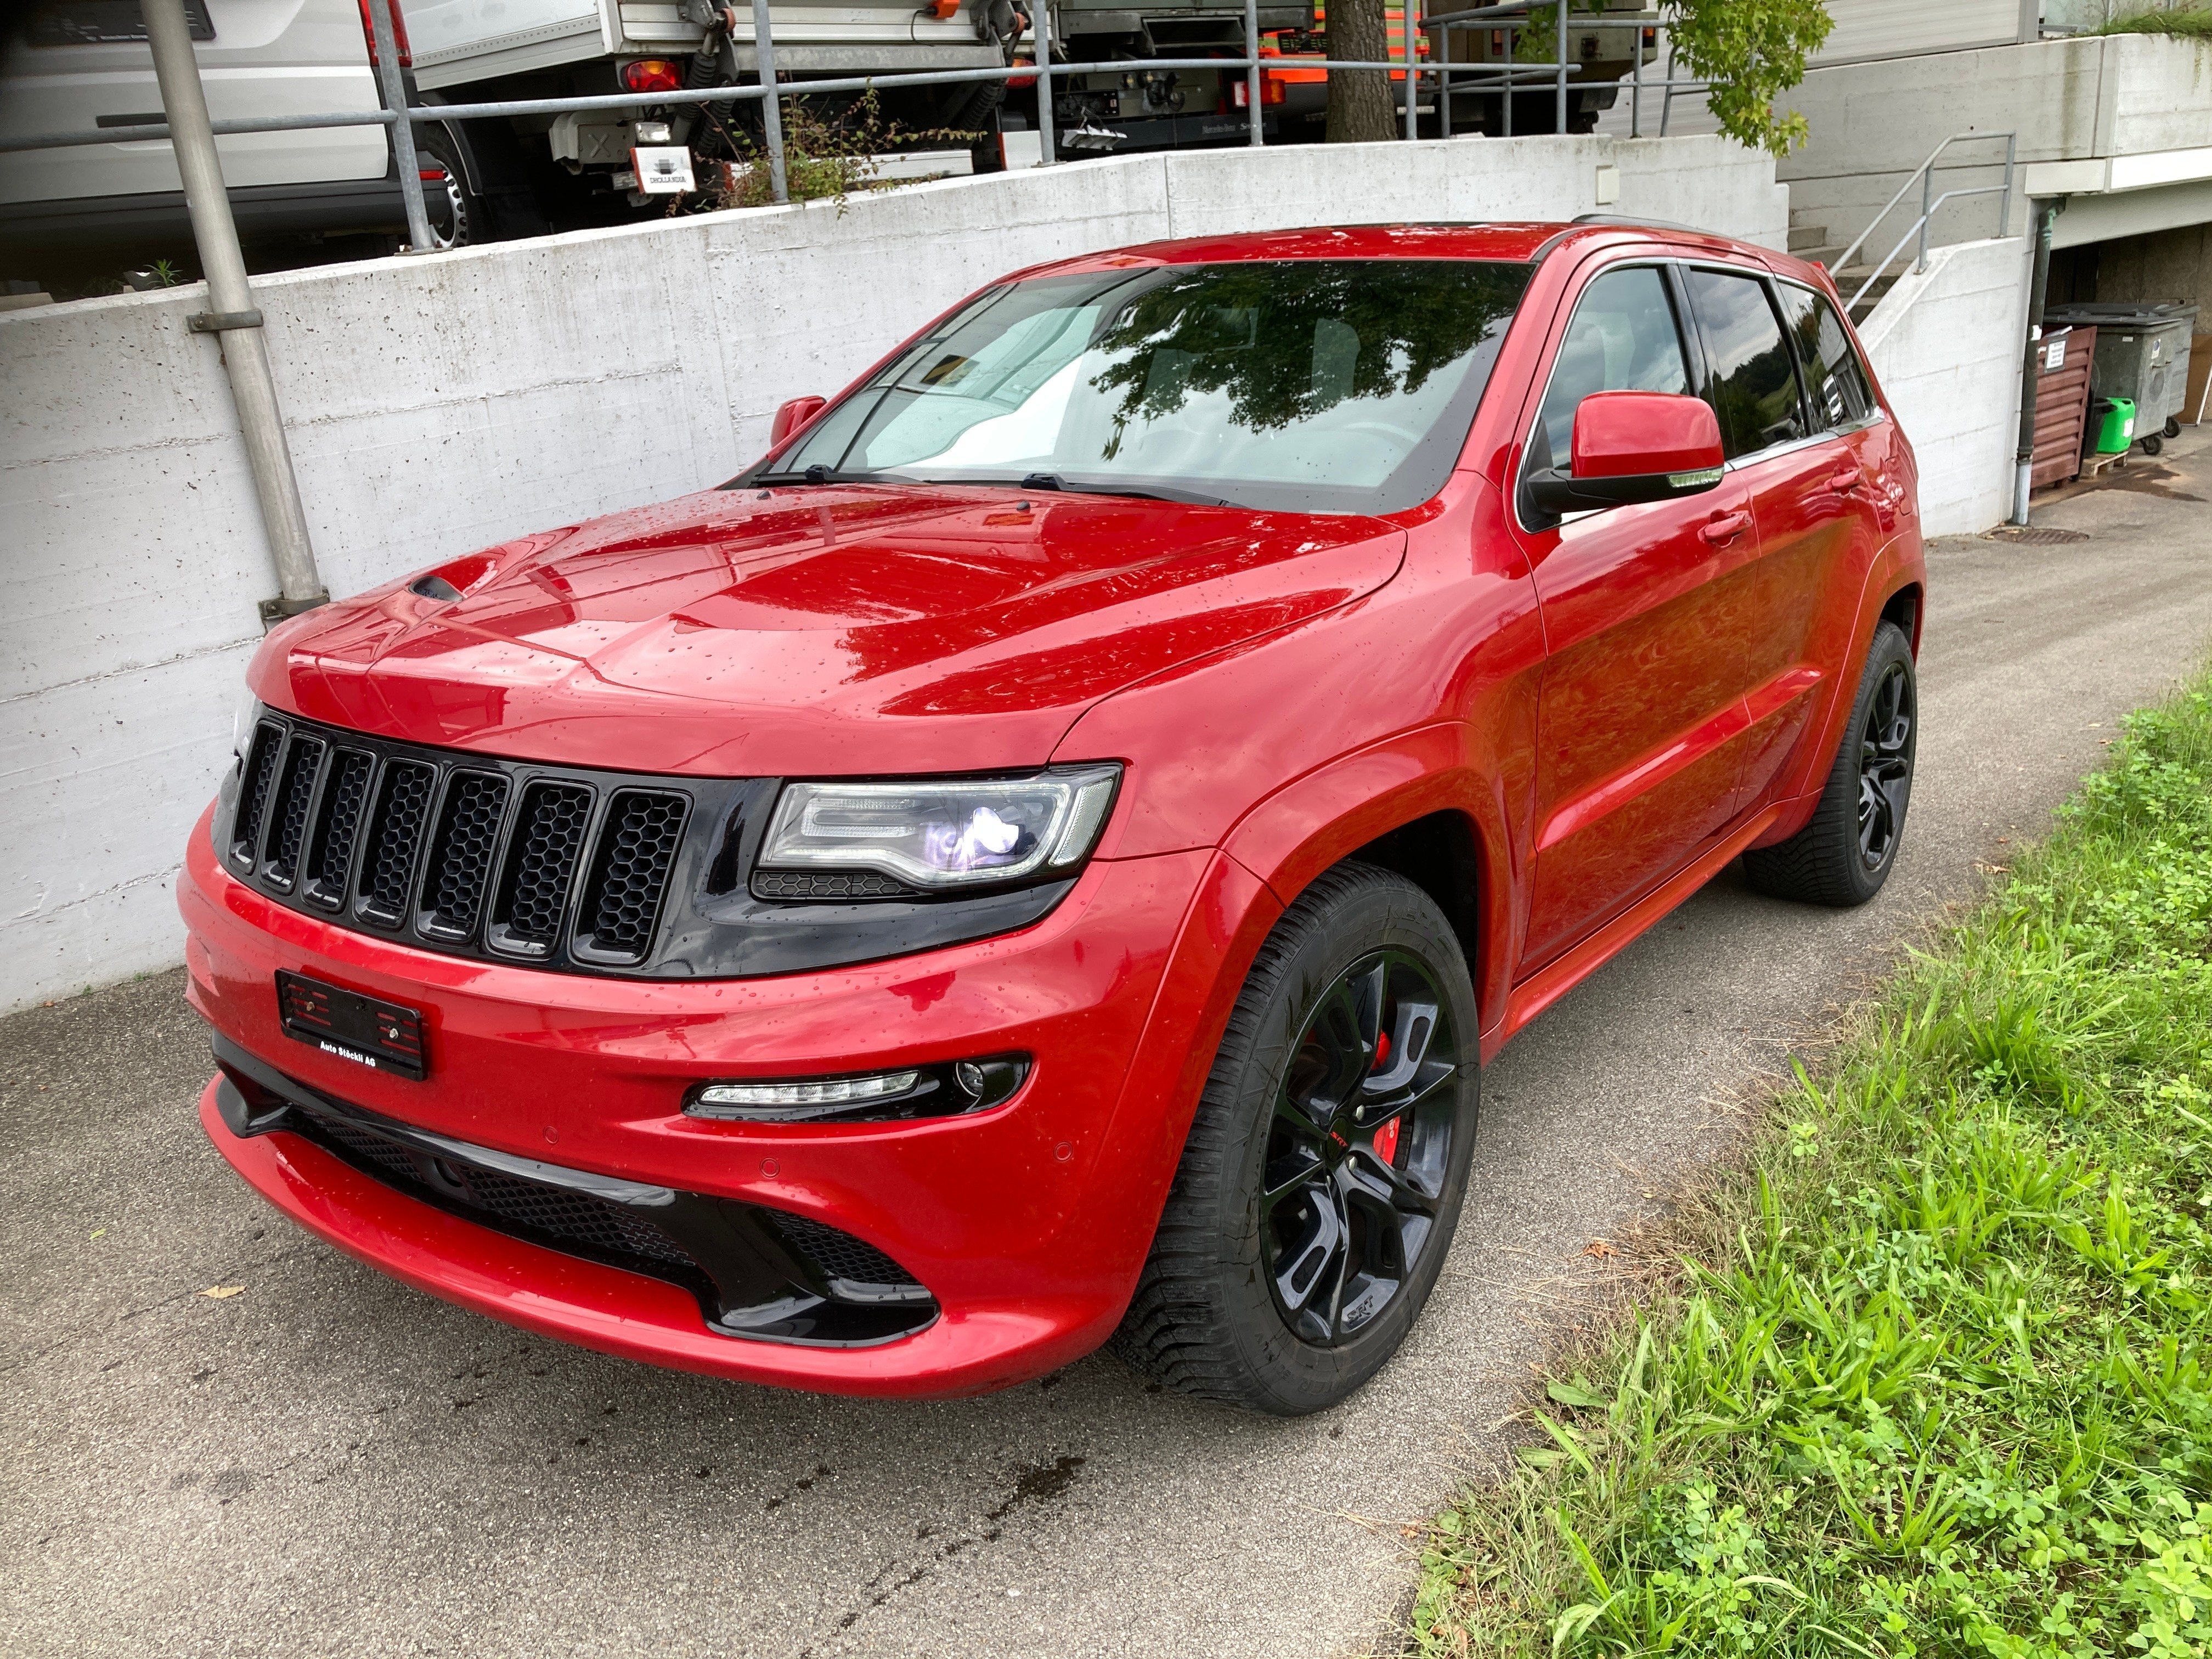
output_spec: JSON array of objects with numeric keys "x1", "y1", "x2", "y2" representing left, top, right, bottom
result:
[{"x1": 1324, "y1": 0, "x2": 1396, "y2": 143}]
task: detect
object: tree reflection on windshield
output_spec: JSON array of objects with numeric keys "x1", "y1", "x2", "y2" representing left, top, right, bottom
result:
[
  {"x1": 1087, "y1": 262, "x2": 1523, "y2": 447},
  {"x1": 753, "y1": 258, "x2": 1532, "y2": 516}
]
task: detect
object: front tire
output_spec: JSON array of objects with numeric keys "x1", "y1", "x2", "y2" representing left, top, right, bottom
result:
[
  {"x1": 1111, "y1": 864, "x2": 1480, "y2": 1415},
  {"x1": 1742, "y1": 619, "x2": 1918, "y2": 906}
]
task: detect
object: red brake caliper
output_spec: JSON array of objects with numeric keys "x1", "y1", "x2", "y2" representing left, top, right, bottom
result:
[{"x1": 1369, "y1": 1029, "x2": 1401, "y2": 1165}]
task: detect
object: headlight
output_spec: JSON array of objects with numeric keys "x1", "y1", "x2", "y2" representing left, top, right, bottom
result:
[
  {"x1": 757, "y1": 764, "x2": 1120, "y2": 894},
  {"x1": 230, "y1": 690, "x2": 262, "y2": 768}
]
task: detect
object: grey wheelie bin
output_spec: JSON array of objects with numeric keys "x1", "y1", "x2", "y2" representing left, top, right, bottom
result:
[{"x1": 2041, "y1": 302, "x2": 2199, "y2": 455}]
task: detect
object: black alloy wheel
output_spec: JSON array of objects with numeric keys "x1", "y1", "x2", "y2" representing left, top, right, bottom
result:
[
  {"x1": 1743, "y1": 619, "x2": 1918, "y2": 907},
  {"x1": 1856, "y1": 657, "x2": 1914, "y2": 872},
  {"x1": 1113, "y1": 864, "x2": 1481, "y2": 1415},
  {"x1": 1263, "y1": 950, "x2": 1460, "y2": 1346}
]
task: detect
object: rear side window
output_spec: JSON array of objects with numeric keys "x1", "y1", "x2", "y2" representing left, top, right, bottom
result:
[
  {"x1": 1775, "y1": 283, "x2": 1875, "y2": 430},
  {"x1": 1534, "y1": 265, "x2": 1691, "y2": 469},
  {"x1": 1684, "y1": 269, "x2": 1805, "y2": 459}
]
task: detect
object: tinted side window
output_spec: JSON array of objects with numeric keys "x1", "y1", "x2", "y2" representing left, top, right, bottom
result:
[
  {"x1": 1775, "y1": 283, "x2": 1874, "y2": 430},
  {"x1": 1535, "y1": 266, "x2": 1691, "y2": 469},
  {"x1": 1684, "y1": 269, "x2": 1804, "y2": 459}
]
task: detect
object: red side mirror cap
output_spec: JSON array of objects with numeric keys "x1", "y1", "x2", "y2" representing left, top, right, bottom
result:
[
  {"x1": 1571, "y1": 391, "x2": 1724, "y2": 479},
  {"x1": 1525, "y1": 391, "x2": 1728, "y2": 521},
  {"x1": 770, "y1": 395, "x2": 827, "y2": 447}
]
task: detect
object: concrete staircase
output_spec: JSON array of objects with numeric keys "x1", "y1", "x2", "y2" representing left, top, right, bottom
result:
[{"x1": 1787, "y1": 218, "x2": 1905, "y2": 323}]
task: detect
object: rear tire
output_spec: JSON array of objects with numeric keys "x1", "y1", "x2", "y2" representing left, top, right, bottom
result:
[
  {"x1": 1742, "y1": 619, "x2": 1917, "y2": 907},
  {"x1": 1111, "y1": 863, "x2": 1481, "y2": 1415}
]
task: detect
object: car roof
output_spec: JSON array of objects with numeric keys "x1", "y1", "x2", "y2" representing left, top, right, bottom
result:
[{"x1": 1013, "y1": 220, "x2": 1766, "y2": 279}]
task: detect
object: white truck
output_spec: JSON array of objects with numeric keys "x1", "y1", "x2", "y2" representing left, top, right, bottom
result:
[{"x1": 0, "y1": 0, "x2": 447, "y2": 283}]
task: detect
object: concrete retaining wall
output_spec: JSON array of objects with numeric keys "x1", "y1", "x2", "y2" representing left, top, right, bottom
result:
[
  {"x1": 0, "y1": 133, "x2": 1784, "y2": 1013},
  {"x1": 1858, "y1": 235, "x2": 2030, "y2": 538}
]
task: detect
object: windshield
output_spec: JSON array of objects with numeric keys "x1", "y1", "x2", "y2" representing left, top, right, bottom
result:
[{"x1": 747, "y1": 258, "x2": 1533, "y2": 515}]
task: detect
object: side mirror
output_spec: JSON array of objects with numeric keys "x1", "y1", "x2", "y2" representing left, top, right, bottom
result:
[
  {"x1": 1524, "y1": 391, "x2": 1726, "y2": 518},
  {"x1": 770, "y1": 394, "x2": 827, "y2": 447}
]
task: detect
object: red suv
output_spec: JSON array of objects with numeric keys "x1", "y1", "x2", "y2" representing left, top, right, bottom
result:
[{"x1": 184, "y1": 222, "x2": 1922, "y2": 1414}]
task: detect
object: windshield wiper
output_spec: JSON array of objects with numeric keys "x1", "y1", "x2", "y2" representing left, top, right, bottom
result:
[
  {"x1": 923, "y1": 473, "x2": 1233, "y2": 507},
  {"x1": 751, "y1": 466, "x2": 924, "y2": 488}
]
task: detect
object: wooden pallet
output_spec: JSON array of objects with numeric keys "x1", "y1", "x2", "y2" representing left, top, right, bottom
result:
[{"x1": 2078, "y1": 449, "x2": 2129, "y2": 480}]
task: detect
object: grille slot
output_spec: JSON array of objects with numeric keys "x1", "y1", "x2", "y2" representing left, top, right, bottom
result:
[
  {"x1": 232, "y1": 721, "x2": 284, "y2": 864},
  {"x1": 262, "y1": 735, "x2": 326, "y2": 888},
  {"x1": 304, "y1": 748, "x2": 375, "y2": 909},
  {"x1": 752, "y1": 870, "x2": 919, "y2": 902},
  {"x1": 490, "y1": 782, "x2": 594, "y2": 955},
  {"x1": 770, "y1": 1210, "x2": 923, "y2": 1292},
  {"x1": 358, "y1": 759, "x2": 437, "y2": 925},
  {"x1": 575, "y1": 791, "x2": 689, "y2": 963},
  {"x1": 419, "y1": 771, "x2": 511, "y2": 940},
  {"x1": 289, "y1": 1101, "x2": 701, "y2": 1271}
]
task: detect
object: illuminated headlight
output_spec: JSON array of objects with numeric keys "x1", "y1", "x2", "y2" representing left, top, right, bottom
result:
[
  {"x1": 757, "y1": 764, "x2": 1120, "y2": 893},
  {"x1": 687, "y1": 1056, "x2": 1030, "y2": 1124}
]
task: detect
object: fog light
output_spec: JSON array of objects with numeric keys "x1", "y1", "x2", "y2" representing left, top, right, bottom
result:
[{"x1": 687, "y1": 1056, "x2": 1030, "y2": 1124}]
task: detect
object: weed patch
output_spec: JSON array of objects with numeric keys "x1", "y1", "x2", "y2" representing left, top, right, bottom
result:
[{"x1": 1410, "y1": 672, "x2": 2212, "y2": 1657}]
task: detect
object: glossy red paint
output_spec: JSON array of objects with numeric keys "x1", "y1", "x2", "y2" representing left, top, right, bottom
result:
[
  {"x1": 1567, "y1": 391, "x2": 1723, "y2": 479},
  {"x1": 184, "y1": 222, "x2": 1925, "y2": 1396},
  {"x1": 769, "y1": 394, "x2": 827, "y2": 445}
]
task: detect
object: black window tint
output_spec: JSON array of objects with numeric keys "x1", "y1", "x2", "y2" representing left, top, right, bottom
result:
[
  {"x1": 1685, "y1": 269, "x2": 1805, "y2": 459},
  {"x1": 1776, "y1": 284, "x2": 1874, "y2": 430},
  {"x1": 1535, "y1": 265, "x2": 1690, "y2": 469}
]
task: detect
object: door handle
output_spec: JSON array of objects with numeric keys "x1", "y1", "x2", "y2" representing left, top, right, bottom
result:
[
  {"x1": 1699, "y1": 511, "x2": 1750, "y2": 546},
  {"x1": 1827, "y1": 468, "x2": 1863, "y2": 493}
]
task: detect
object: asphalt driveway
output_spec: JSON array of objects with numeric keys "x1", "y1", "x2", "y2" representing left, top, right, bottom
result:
[{"x1": 7, "y1": 430, "x2": 2211, "y2": 1657}]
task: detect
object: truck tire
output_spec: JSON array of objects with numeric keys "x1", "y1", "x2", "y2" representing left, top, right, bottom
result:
[
  {"x1": 1110, "y1": 864, "x2": 1481, "y2": 1415},
  {"x1": 1742, "y1": 620, "x2": 1917, "y2": 907},
  {"x1": 417, "y1": 127, "x2": 481, "y2": 250}
]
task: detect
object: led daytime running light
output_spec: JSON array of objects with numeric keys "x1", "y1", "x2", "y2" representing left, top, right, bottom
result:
[{"x1": 696, "y1": 1071, "x2": 920, "y2": 1111}]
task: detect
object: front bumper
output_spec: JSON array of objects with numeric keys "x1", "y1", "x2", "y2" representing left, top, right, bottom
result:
[{"x1": 182, "y1": 808, "x2": 1272, "y2": 1396}]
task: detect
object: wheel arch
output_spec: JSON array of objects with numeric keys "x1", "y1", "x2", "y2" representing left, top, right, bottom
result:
[{"x1": 1216, "y1": 723, "x2": 1515, "y2": 1030}]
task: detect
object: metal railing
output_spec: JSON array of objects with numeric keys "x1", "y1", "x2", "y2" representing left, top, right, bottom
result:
[
  {"x1": 1832, "y1": 131, "x2": 2018, "y2": 314},
  {"x1": 3, "y1": 0, "x2": 1711, "y2": 231}
]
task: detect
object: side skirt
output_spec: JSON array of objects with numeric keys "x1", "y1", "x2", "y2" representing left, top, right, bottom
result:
[{"x1": 1481, "y1": 801, "x2": 1785, "y2": 1062}]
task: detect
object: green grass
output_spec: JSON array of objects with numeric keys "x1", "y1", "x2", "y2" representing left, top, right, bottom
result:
[
  {"x1": 2092, "y1": 4, "x2": 2212, "y2": 38},
  {"x1": 1409, "y1": 668, "x2": 2212, "y2": 1658}
]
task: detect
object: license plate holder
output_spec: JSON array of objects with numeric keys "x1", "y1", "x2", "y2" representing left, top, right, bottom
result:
[{"x1": 276, "y1": 971, "x2": 427, "y2": 1080}]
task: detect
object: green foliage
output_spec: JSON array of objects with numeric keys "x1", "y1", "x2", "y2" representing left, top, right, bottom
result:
[
  {"x1": 2092, "y1": 4, "x2": 2212, "y2": 39},
  {"x1": 1662, "y1": 0, "x2": 1835, "y2": 158},
  {"x1": 712, "y1": 91, "x2": 977, "y2": 210},
  {"x1": 1412, "y1": 676, "x2": 2212, "y2": 1656}
]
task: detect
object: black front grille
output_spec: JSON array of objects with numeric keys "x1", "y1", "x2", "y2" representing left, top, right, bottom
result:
[
  {"x1": 577, "y1": 791, "x2": 688, "y2": 963},
  {"x1": 360, "y1": 760, "x2": 436, "y2": 923},
  {"x1": 264, "y1": 735, "x2": 325, "y2": 887},
  {"x1": 234, "y1": 722, "x2": 284, "y2": 860},
  {"x1": 307, "y1": 748, "x2": 375, "y2": 908},
  {"x1": 495, "y1": 782, "x2": 594, "y2": 952},
  {"x1": 420, "y1": 771, "x2": 509, "y2": 938},
  {"x1": 216, "y1": 710, "x2": 742, "y2": 978}
]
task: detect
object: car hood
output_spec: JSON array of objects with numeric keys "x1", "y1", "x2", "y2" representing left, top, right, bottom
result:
[{"x1": 253, "y1": 484, "x2": 1407, "y2": 777}]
